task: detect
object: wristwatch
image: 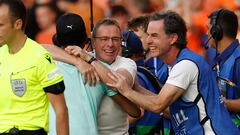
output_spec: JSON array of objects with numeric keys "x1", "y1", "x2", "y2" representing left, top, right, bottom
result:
[{"x1": 87, "y1": 56, "x2": 97, "y2": 64}]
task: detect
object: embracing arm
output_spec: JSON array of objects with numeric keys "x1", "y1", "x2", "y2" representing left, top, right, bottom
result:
[
  {"x1": 48, "y1": 93, "x2": 69, "y2": 135},
  {"x1": 107, "y1": 72, "x2": 184, "y2": 113},
  {"x1": 64, "y1": 45, "x2": 127, "y2": 86},
  {"x1": 89, "y1": 62, "x2": 141, "y2": 117},
  {"x1": 224, "y1": 99, "x2": 240, "y2": 112},
  {"x1": 133, "y1": 80, "x2": 157, "y2": 96},
  {"x1": 42, "y1": 44, "x2": 78, "y2": 64},
  {"x1": 128, "y1": 108, "x2": 144, "y2": 124},
  {"x1": 42, "y1": 45, "x2": 99, "y2": 85},
  {"x1": 90, "y1": 63, "x2": 141, "y2": 117},
  {"x1": 64, "y1": 46, "x2": 141, "y2": 117},
  {"x1": 110, "y1": 69, "x2": 141, "y2": 118},
  {"x1": 126, "y1": 84, "x2": 183, "y2": 113}
]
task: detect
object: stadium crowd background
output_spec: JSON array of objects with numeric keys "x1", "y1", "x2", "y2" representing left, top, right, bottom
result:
[{"x1": 23, "y1": 0, "x2": 240, "y2": 57}]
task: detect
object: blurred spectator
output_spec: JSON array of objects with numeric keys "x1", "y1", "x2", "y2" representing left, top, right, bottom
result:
[
  {"x1": 22, "y1": 0, "x2": 35, "y2": 9},
  {"x1": 57, "y1": 0, "x2": 104, "y2": 36},
  {"x1": 124, "y1": 0, "x2": 151, "y2": 17},
  {"x1": 24, "y1": 0, "x2": 61, "y2": 40},
  {"x1": 35, "y1": 3, "x2": 57, "y2": 44},
  {"x1": 234, "y1": 7, "x2": 240, "y2": 40},
  {"x1": 187, "y1": 0, "x2": 208, "y2": 56},
  {"x1": 93, "y1": 0, "x2": 110, "y2": 16},
  {"x1": 149, "y1": 0, "x2": 165, "y2": 11},
  {"x1": 24, "y1": 3, "x2": 40, "y2": 39},
  {"x1": 128, "y1": 15, "x2": 149, "y2": 55},
  {"x1": 56, "y1": 0, "x2": 78, "y2": 13},
  {"x1": 110, "y1": 5, "x2": 129, "y2": 32}
]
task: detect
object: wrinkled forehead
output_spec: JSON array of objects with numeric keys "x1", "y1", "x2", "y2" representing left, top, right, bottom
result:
[
  {"x1": 96, "y1": 24, "x2": 121, "y2": 36},
  {"x1": 147, "y1": 20, "x2": 164, "y2": 34}
]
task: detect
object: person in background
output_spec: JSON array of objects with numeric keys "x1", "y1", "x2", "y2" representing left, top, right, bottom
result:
[
  {"x1": 128, "y1": 15, "x2": 172, "y2": 135},
  {"x1": 35, "y1": 3, "x2": 57, "y2": 44},
  {"x1": 110, "y1": 5, "x2": 129, "y2": 32},
  {"x1": 128, "y1": 15, "x2": 150, "y2": 57},
  {"x1": 107, "y1": 11, "x2": 239, "y2": 135},
  {"x1": 56, "y1": 0, "x2": 104, "y2": 36},
  {"x1": 0, "y1": 0, "x2": 68, "y2": 134},
  {"x1": 207, "y1": 8, "x2": 240, "y2": 129},
  {"x1": 122, "y1": 30, "x2": 170, "y2": 135},
  {"x1": 128, "y1": 15, "x2": 168, "y2": 84}
]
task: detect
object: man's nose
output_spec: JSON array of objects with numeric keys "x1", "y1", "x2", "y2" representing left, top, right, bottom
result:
[
  {"x1": 106, "y1": 38, "x2": 114, "y2": 46},
  {"x1": 146, "y1": 35, "x2": 153, "y2": 44}
]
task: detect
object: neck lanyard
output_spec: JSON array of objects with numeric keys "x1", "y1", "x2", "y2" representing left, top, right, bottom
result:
[{"x1": 216, "y1": 63, "x2": 238, "y2": 88}]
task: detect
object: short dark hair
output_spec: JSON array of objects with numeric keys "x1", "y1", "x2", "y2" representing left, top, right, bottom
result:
[
  {"x1": 92, "y1": 18, "x2": 121, "y2": 38},
  {"x1": 150, "y1": 11, "x2": 187, "y2": 49},
  {"x1": 209, "y1": 9, "x2": 238, "y2": 39},
  {"x1": 111, "y1": 5, "x2": 128, "y2": 17},
  {"x1": 0, "y1": 0, "x2": 27, "y2": 30},
  {"x1": 128, "y1": 15, "x2": 149, "y2": 32}
]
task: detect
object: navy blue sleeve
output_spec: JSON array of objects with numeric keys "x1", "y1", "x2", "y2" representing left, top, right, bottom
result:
[{"x1": 233, "y1": 58, "x2": 240, "y2": 94}]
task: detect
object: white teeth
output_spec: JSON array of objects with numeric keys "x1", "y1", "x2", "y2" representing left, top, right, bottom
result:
[
  {"x1": 104, "y1": 50, "x2": 114, "y2": 53},
  {"x1": 149, "y1": 47, "x2": 157, "y2": 51}
]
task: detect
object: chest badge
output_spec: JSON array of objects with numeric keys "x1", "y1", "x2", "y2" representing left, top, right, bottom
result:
[{"x1": 11, "y1": 79, "x2": 26, "y2": 97}]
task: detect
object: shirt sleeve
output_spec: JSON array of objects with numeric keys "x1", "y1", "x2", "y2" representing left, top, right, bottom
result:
[
  {"x1": 166, "y1": 60, "x2": 198, "y2": 90},
  {"x1": 233, "y1": 58, "x2": 240, "y2": 91},
  {"x1": 97, "y1": 82, "x2": 117, "y2": 96},
  {"x1": 37, "y1": 53, "x2": 64, "y2": 88},
  {"x1": 118, "y1": 57, "x2": 137, "y2": 82},
  {"x1": 112, "y1": 57, "x2": 137, "y2": 86}
]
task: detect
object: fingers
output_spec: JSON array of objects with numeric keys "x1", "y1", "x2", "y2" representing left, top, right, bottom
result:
[
  {"x1": 64, "y1": 46, "x2": 73, "y2": 54},
  {"x1": 107, "y1": 71, "x2": 119, "y2": 82},
  {"x1": 94, "y1": 71, "x2": 100, "y2": 82},
  {"x1": 106, "y1": 82, "x2": 115, "y2": 88},
  {"x1": 106, "y1": 71, "x2": 122, "y2": 88},
  {"x1": 83, "y1": 70, "x2": 90, "y2": 85},
  {"x1": 89, "y1": 70, "x2": 97, "y2": 86},
  {"x1": 84, "y1": 71, "x2": 93, "y2": 86},
  {"x1": 65, "y1": 46, "x2": 82, "y2": 56},
  {"x1": 83, "y1": 67, "x2": 99, "y2": 86}
]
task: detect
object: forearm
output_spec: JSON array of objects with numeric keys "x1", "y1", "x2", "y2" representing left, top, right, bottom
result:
[
  {"x1": 111, "y1": 93, "x2": 141, "y2": 118},
  {"x1": 128, "y1": 115, "x2": 139, "y2": 124},
  {"x1": 163, "y1": 108, "x2": 171, "y2": 119},
  {"x1": 123, "y1": 89, "x2": 166, "y2": 113},
  {"x1": 128, "y1": 108, "x2": 144, "y2": 123},
  {"x1": 48, "y1": 93, "x2": 69, "y2": 135},
  {"x1": 43, "y1": 44, "x2": 78, "y2": 65},
  {"x1": 91, "y1": 61, "x2": 116, "y2": 84},
  {"x1": 56, "y1": 110, "x2": 69, "y2": 135},
  {"x1": 224, "y1": 99, "x2": 240, "y2": 113},
  {"x1": 133, "y1": 81, "x2": 155, "y2": 96}
]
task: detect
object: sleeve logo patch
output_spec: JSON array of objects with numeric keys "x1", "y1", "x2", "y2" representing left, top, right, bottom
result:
[
  {"x1": 45, "y1": 54, "x2": 52, "y2": 63},
  {"x1": 48, "y1": 69, "x2": 61, "y2": 79}
]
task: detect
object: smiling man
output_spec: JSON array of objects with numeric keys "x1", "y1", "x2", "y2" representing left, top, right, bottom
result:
[{"x1": 107, "y1": 11, "x2": 239, "y2": 135}]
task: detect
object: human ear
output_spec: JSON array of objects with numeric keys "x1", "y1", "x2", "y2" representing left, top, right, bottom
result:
[{"x1": 14, "y1": 19, "x2": 23, "y2": 30}]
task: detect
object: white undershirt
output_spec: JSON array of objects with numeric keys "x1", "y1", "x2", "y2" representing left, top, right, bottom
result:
[{"x1": 166, "y1": 60, "x2": 215, "y2": 135}]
